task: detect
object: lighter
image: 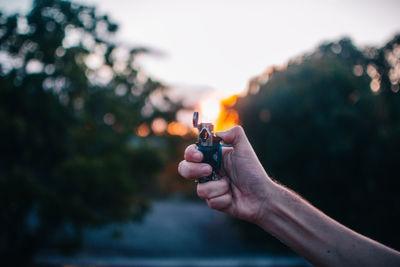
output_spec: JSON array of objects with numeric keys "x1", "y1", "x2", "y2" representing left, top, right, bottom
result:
[{"x1": 192, "y1": 111, "x2": 222, "y2": 183}]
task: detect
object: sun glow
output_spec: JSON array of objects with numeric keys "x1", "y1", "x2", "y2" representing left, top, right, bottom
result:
[
  {"x1": 197, "y1": 94, "x2": 240, "y2": 132},
  {"x1": 199, "y1": 97, "x2": 221, "y2": 123}
]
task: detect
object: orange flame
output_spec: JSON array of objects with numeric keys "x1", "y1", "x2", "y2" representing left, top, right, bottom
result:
[{"x1": 215, "y1": 94, "x2": 240, "y2": 132}]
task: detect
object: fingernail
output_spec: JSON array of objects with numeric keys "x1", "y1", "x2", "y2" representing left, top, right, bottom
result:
[
  {"x1": 194, "y1": 152, "x2": 202, "y2": 161},
  {"x1": 202, "y1": 165, "x2": 211, "y2": 174}
]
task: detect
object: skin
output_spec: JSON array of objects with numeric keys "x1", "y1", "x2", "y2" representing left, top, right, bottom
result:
[{"x1": 178, "y1": 126, "x2": 400, "y2": 267}]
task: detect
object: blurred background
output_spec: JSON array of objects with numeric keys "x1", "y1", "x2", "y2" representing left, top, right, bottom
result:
[{"x1": 0, "y1": 0, "x2": 399, "y2": 266}]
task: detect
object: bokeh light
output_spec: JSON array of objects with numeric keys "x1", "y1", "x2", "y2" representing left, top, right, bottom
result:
[
  {"x1": 167, "y1": 121, "x2": 188, "y2": 136},
  {"x1": 151, "y1": 118, "x2": 168, "y2": 135},
  {"x1": 136, "y1": 123, "x2": 150, "y2": 137}
]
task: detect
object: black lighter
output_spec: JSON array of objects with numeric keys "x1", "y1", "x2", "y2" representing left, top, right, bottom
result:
[{"x1": 192, "y1": 111, "x2": 222, "y2": 183}]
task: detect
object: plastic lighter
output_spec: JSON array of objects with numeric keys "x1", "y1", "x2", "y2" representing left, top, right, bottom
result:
[{"x1": 192, "y1": 111, "x2": 222, "y2": 183}]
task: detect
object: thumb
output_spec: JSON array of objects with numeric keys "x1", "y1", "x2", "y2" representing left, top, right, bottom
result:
[{"x1": 216, "y1": 126, "x2": 248, "y2": 147}]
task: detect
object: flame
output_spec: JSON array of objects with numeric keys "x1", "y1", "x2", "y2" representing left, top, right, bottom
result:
[
  {"x1": 196, "y1": 93, "x2": 240, "y2": 133},
  {"x1": 215, "y1": 94, "x2": 239, "y2": 132},
  {"x1": 199, "y1": 97, "x2": 221, "y2": 123},
  {"x1": 220, "y1": 94, "x2": 238, "y2": 107}
]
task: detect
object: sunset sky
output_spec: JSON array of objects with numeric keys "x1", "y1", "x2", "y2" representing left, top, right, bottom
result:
[
  {"x1": 84, "y1": 0, "x2": 399, "y2": 95},
  {"x1": 1, "y1": 0, "x2": 400, "y2": 123}
]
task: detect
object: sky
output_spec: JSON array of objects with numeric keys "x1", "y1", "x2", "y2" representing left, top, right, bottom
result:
[
  {"x1": 84, "y1": 0, "x2": 399, "y2": 96},
  {"x1": 1, "y1": 0, "x2": 400, "y2": 121}
]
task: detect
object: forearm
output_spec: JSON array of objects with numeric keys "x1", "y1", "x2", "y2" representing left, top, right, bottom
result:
[{"x1": 256, "y1": 182, "x2": 400, "y2": 267}]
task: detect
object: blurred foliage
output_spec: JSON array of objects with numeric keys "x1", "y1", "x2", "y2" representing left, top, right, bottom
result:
[
  {"x1": 235, "y1": 35, "x2": 400, "y2": 251},
  {"x1": 0, "y1": 0, "x2": 181, "y2": 264},
  {"x1": 156, "y1": 134, "x2": 198, "y2": 199}
]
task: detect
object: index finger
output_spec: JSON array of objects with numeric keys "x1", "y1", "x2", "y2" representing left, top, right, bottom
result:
[{"x1": 184, "y1": 144, "x2": 203, "y2": 163}]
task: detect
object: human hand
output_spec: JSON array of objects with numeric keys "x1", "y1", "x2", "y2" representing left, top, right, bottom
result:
[
  {"x1": 180, "y1": 126, "x2": 400, "y2": 267},
  {"x1": 178, "y1": 126, "x2": 275, "y2": 224}
]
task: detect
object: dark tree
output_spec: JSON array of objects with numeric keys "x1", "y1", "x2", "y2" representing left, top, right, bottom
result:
[
  {"x1": 235, "y1": 36, "x2": 400, "y2": 251},
  {"x1": 0, "y1": 0, "x2": 178, "y2": 265}
]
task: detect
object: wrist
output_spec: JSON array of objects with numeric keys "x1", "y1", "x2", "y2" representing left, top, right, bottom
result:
[
  {"x1": 253, "y1": 180, "x2": 284, "y2": 228},
  {"x1": 249, "y1": 177, "x2": 281, "y2": 226}
]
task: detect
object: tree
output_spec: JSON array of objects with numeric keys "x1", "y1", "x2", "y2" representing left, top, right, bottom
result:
[
  {"x1": 0, "y1": 0, "x2": 178, "y2": 265},
  {"x1": 235, "y1": 35, "x2": 400, "y2": 251}
]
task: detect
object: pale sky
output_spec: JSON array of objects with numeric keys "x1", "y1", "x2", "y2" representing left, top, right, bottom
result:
[
  {"x1": 1, "y1": 0, "x2": 400, "y2": 105},
  {"x1": 84, "y1": 0, "x2": 400, "y2": 97}
]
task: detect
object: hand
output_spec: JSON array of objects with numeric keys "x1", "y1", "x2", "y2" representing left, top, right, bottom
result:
[
  {"x1": 178, "y1": 126, "x2": 274, "y2": 223},
  {"x1": 179, "y1": 127, "x2": 400, "y2": 266}
]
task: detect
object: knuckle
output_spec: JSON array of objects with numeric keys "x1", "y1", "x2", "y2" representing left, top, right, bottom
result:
[
  {"x1": 186, "y1": 164, "x2": 195, "y2": 177},
  {"x1": 202, "y1": 164, "x2": 212, "y2": 175},
  {"x1": 233, "y1": 125, "x2": 244, "y2": 135},
  {"x1": 226, "y1": 194, "x2": 232, "y2": 204},
  {"x1": 185, "y1": 144, "x2": 201, "y2": 162},
  {"x1": 208, "y1": 198, "x2": 218, "y2": 209},
  {"x1": 197, "y1": 186, "x2": 208, "y2": 199},
  {"x1": 184, "y1": 145, "x2": 194, "y2": 160},
  {"x1": 221, "y1": 179, "x2": 229, "y2": 190},
  {"x1": 217, "y1": 195, "x2": 232, "y2": 210},
  {"x1": 219, "y1": 195, "x2": 232, "y2": 210},
  {"x1": 178, "y1": 161, "x2": 196, "y2": 178}
]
